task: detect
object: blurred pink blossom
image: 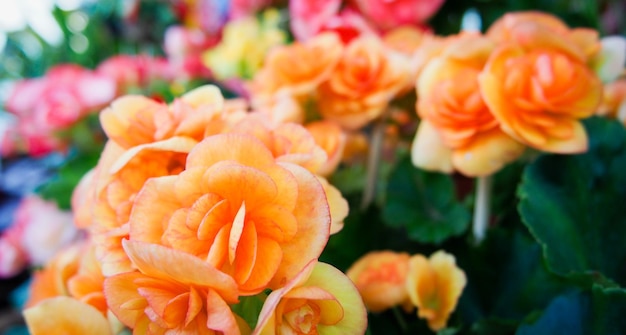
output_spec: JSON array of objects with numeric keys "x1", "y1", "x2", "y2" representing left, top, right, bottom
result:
[
  {"x1": 5, "y1": 65, "x2": 116, "y2": 156},
  {"x1": 354, "y1": 0, "x2": 445, "y2": 31},
  {"x1": 163, "y1": 26, "x2": 215, "y2": 79},
  {"x1": 96, "y1": 55, "x2": 174, "y2": 93},
  {"x1": 289, "y1": 0, "x2": 442, "y2": 41},
  {"x1": 0, "y1": 195, "x2": 80, "y2": 278},
  {"x1": 230, "y1": 0, "x2": 272, "y2": 18}
]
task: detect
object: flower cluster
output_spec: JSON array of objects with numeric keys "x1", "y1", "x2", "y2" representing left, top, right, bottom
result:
[
  {"x1": 347, "y1": 250, "x2": 466, "y2": 332},
  {"x1": 22, "y1": 85, "x2": 365, "y2": 334},
  {"x1": 2, "y1": 2, "x2": 625, "y2": 334},
  {"x1": 411, "y1": 12, "x2": 622, "y2": 177}
]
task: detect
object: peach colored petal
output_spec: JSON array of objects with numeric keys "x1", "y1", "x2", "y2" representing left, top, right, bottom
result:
[
  {"x1": 108, "y1": 136, "x2": 197, "y2": 174},
  {"x1": 24, "y1": 297, "x2": 111, "y2": 335},
  {"x1": 122, "y1": 240, "x2": 238, "y2": 303},
  {"x1": 99, "y1": 95, "x2": 163, "y2": 148},
  {"x1": 317, "y1": 176, "x2": 348, "y2": 234},
  {"x1": 451, "y1": 128, "x2": 525, "y2": 177},
  {"x1": 305, "y1": 120, "x2": 347, "y2": 176},
  {"x1": 71, "y1": 169, "x2": 96, "y2": 229},
  {"x1": 269, "y1": 163, "x2": 330, "y2": 289},
  {"x1": 180, "y1": 85, "x2": 225, "y2": 110},
  {"x1": 187, "y1": 133, "x2": 276, "y2": 169},
  {"x1": 411, "y1": 121, "x2": 454, "y2": 173}
]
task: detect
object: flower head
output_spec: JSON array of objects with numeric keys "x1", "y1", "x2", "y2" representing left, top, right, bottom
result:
[
  {"x1": 406, "y1": 250, "x2": 466, "y2": 332},
  {"x1": 253, "y1": 260, "x2": 367, "y2": 335}
]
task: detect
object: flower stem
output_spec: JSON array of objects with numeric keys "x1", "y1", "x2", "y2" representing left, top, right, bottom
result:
[
  {"x1": 361, "y1": 113, "x2": 387, "y2": 210},
  {"x1": 473, "y1": 175, "x2": 492, "y2": 244},
  {"x1": 392, "y1": 306, "x2": 408, "y2": 332}
]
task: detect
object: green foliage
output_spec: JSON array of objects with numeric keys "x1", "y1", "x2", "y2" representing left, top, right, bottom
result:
[
  {"x1": 37, "y1": 150, "x2": 100, "y2": 210},
  {"x1": 518, "y1": 117, "x2": 626, "y2": 286},
  {"x1": 516, "y1": 286, "x2": 626, "y2": 335},
  {"x1": 382, "y1": 157, "x2": 470, "y2": 245},
  {"x1": 230, "y1": 293, "x2": 267, "y2": 330}
]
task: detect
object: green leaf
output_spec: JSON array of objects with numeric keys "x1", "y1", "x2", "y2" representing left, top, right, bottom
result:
[
  {"x1": 382, "y1": 156, "x2": 470, "y2": 244},
  {"x1": 518, "y1": 117, "x2": 626, "y2": 286},
  {"x1": 37, "y1": 151, "x2": 100, "y2": 210},
  {"x1": 230, "y1": 293, "x2": 267, "y2": 330},
  {"x1": 515, "y1": 291, "x2": 587, "y2": 335},
  {"x1": 516, "y1": 285, "x2": 626, "y2": 335}
]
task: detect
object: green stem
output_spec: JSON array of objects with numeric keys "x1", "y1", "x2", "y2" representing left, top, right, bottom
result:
[
  {"x1": 360, "y1": 113, "x2": 387, "y2": 210},
  {"x1": 473, "y1": 175, "x2": 492, "y2": 244},
  {"x1": 392, "y1": 306, "x2": 408, "y2": 332}
]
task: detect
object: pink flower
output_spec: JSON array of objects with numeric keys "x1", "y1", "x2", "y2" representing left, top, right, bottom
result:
[
  {"x1": 8, "y1": 195, "x2": 80, "y2": 268},
  {"x1": 0, "y1": 234, "x2": 27, "y2": 278},
  {"x1": 354, "y1": 0, "x2": 445, "y2": 31},
  {"x1": 163, "y1": 26, "x2": 216, "y2": 79},
  {"x1": 230, "y1": 0, "x2": 272, "y2": 18},
  {"x1": 96, "y1": 55, "x2": 174, "y2": 93},
  {"x1": 290, "y1": 0, "x2": 376, "y2": 42},
  {"x1": 5, "y1": 65, "x2": 116, "y2": 156}
]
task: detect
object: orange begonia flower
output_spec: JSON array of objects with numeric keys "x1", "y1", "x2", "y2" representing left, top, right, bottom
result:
[
  {"x1": 100, "y1": 85, "x2": 225, "y2": 148},
  {"x1": 104, "y1": 240, "x2": 240, "y2": 334},
  {"x1": 24, "y1": 297, "x2": 112, "y2": 335},
  {"x1": 253, "y1": 260, "x2": 367, "y2": 335},
  {"x1": 346, "y1": 251, "x2": 411, "y2": 313},
  {"x1": 92, "y1": 137, "x2": 195, "y2": 276},
  {"x1": 406, "y1": 250, "x2": 466, "y2": 332},
  {"x1": 26, "y1": 243, "x2": 82, "y2": 308},
  {"x1": 129, "y1": 134, "x2": 331, "y2": 295},
  {"x1": 487, "y1": 11, "x2": 600, "y2": 61},
  {"x1": 27, "y1": 240, "x2": 107, "y2": 317},
  {"x1": 250, "y1": 32, "x2": 344, "y2": 100},
  {"x1": 318, "y1": 35, "x2": 410, "y2": 130},
  {"x1": 479, "y1": 21, "x2": 603, "y2": 153},
  {"x1": 413, "y1": 33, "x2": 525, "y2": 176}
]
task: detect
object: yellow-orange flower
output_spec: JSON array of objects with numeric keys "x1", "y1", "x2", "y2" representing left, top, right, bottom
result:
[
  {"x1": 253, "y1": 260, "x2": 367, "y2": 335},
  {"x1": 250, "y1": 32, "x2": 344, "y2": 100},
  {"x1": 346, "y1": 251, "x2": 411, "y2": 313},
  {"x1": 24, "y1": 297, "x2": 112, "y2": 335},
  {"x1": 597, "y1": 79, "x2": 626, "y2": 119},
  {"x1": 318, "y1": 35, "x2": 410, "y2": 130},
  {"x1": 128, "y1": 134, "x2": 331, "y2": 295},
  {"x1": 479, "y1": 15, "x2": 603, "y2": 153},
  {"x1": 413, "y1": 33, "x2": 525, "y2": 176},
  {"x1": 406, "y1": 250, "x2": 466, "y2": 332},
  {"x1": 104, "y1": 240, "x2": 240, "y2": 334}
]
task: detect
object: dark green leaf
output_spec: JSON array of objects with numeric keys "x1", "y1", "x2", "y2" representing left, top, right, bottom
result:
[
  {"x1": 229, "y1": 293, "x2": 267, "y2": 330},
  {"x1": 518, "y1": 117, "x2": 626, "y2": 286},
  {"x1": 382, "y1": 156, "x2": 470, "y2": 244},
  {"x1": 516, "y1": 285, "x2": 626, "y2": 335}
]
